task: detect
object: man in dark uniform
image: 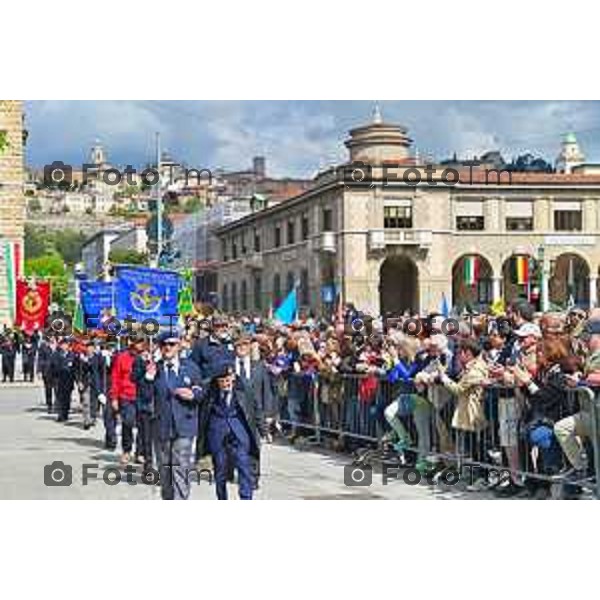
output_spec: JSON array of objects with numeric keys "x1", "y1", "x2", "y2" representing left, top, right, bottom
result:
[
  {"x1": 1, "y1": 333, "x2": 17, "y2": 383},
  {"x1": 234, "y1": 335, "x2": 275, "y2": 487},
  {"x1": 202, "y1": 360, "x2": 266, "y2": 500},
  {"x1": 145, "y1": 329, "x2": 204, "y2": 500},
  {"x1": 21, "y1": 334, "x2": 37, "y2": 382},
  {"x1": 50, "y1": 337, "x2": 77, "y2": 422},
  {"x1": 191, "y1": 316, "x2": 235, "y2": 462},
  {"x1": 37, "y1": 336, "x2": 56, "y2": 412}
]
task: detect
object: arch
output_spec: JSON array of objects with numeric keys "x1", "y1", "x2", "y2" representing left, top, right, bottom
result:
[
  {"x1": 549, "y1": 252, "x2": 590, "y2": 309},
  {"x1": 379, "y1": 255, "x2": 419, "y2": 315},
  {"x1": 451, "y1": 254, "x2": 494, "y2": 313}
]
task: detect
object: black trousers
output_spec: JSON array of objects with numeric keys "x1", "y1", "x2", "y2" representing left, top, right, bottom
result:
[
  {"x1": 56, "y1": 385, "x2": 74, "y2": 420},
  {"x1": 43, "y1": 375, "x2": 54, "y2": 410},
  {"x1": 2, "y1": 361, "x2": 15, "y2": 382}
]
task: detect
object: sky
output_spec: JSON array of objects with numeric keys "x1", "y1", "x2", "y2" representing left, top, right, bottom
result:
[{"x1": 24, "y1": 100, "x2": 600, "y2": 178}]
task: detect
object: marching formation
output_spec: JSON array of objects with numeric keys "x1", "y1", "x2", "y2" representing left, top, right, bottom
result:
[{"x1": 3, "y1": 298, "x2": 600, "y2": 499}]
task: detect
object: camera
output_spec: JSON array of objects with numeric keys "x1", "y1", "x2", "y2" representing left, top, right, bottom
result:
[
  {"x1": 44, "y1": 461, "x2": 73, "y2": 486},
  {"x1": 344, "y1": 464, "x2": 372, "y2": 487},
  {"x1": 43, "y1": 161, "x2": 73, "y2": 187},
  {"x1": 341, "y1": 161, "x2": 372, "y2": 187}
]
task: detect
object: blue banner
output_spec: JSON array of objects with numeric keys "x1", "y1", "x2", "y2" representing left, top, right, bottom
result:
[
  {"x1": 114, "y1": 266, "x2": 180, "y2": 326},
  {"x1": 80, "y1": 281, "x2": 114, "y2": 328}
]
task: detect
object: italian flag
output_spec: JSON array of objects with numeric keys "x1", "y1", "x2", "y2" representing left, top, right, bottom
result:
[
  {"x1": 3, "y1": 241, "x2": 21, "y2": 323},
  {"x1": 463, "y1": 255, "x2": 480, "y2": 286}
]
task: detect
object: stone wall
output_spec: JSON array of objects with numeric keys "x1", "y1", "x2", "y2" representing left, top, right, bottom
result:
[{"x1": 0, "y1": 100, "x2": 25, "y2": 325}]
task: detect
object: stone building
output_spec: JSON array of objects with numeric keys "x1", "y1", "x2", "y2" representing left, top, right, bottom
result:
[
  {"x1": 216, "y1": 111, "x2": 600, "y2": 317},
  {"x1": 0, "y1": 101, "x2": 26, "y2": 325}
]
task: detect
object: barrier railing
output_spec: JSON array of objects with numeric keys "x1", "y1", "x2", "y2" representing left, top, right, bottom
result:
[{"x1": 276, "y1": 372, "x2": 600, "y2": 498}]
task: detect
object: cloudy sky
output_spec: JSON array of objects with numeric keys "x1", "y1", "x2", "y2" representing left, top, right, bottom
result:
[{"x1": 24, "y1": 101, "x2": 600, "y2": 177}]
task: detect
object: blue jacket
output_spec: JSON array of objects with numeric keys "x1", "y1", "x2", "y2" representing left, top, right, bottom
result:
[
  {"x1": 191, "y1": 336, "x2": 235, "y2": 382},
  {"x1": 152, "y1": 358, "x2": 204, "y2": 442}
]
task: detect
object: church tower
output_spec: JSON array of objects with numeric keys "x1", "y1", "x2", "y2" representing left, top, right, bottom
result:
[
  {"x1": 556, "y1": 132, "x2": 585, "y2": 173},
  {"x1": 0, "y1": 100, "x2": 26, "y2": 325}
]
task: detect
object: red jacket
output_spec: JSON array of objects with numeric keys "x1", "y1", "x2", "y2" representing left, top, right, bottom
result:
[{"x1": 110, "y1": 350, "x2": 137, "y2": 403}]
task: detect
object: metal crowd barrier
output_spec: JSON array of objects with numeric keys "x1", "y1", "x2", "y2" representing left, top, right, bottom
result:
[{"x1": 276, "y1": 372, "x2": 600, "y2": 498}]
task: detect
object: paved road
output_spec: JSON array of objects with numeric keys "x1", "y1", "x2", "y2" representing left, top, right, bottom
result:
[{"x1": 0, "y1": 382, "x2": 479, "y2": 500}]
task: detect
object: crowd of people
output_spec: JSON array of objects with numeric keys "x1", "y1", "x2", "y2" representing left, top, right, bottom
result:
[{"x1": 2, "y1": 298, "x2": 599, "y2": 499}]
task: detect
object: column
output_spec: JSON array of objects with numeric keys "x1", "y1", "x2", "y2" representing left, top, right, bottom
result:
[
  {"x1": 541, "y1": 269, "x2": 550, "y2": 312},
  {"x1": 589, "y1": 274, "x2": 598, "y2": 309},
  {"x1": 492, "y1": 275, "x2": 502, "y2": 303}
]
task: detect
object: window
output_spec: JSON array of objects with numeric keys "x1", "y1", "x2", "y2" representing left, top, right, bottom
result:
[
  {"x1": 241, "y1": 280, "x2": 248, "y2": 311},
  {"x1": 301, "y1": 213, "x2": 309, "y2": 240},
  {"x1": 300, "y1": 268, "x2": 309, "y2": 306},
  {"x1": 221, "y1": 240, "x2": 228, "y2": 262},
  {"x1": 274, "y1": 225, "x2": 281, "y2": 248},
  {"x1": 554, "y1": 210, "x2": 582, "y2": 231},
  {"x1": 221, "y1": 283, "x2": 229, "y2": 312},
  {"x1": 241, "y1": 232, "x2": 247, "y2": 255},
  {"x1": 254, "y1": 275, "x2": 262, "y2": 310},
  {"x1": 286, "y1": 271, "x2": 295, "y2": 293},
  {"x1": 322, "y1": 208, "x2": 333, "y2": 232},
  {"x1": 253, "y1": 229, "x2": 261, "y2": 252},
  {"x1": 456, "y1": 216, "x2": 485, "y2": 230},
  {"x1": 506, "y1": 217, "x2": 533, "y2": 231},
  {"x1": 232, "y1": 238, "x2": 238, "y2": 259},
  {"x1": 273, "y1": 274, "x2": 281, "y2": 306},
  {"x1": 231, "y1": 281, "x2": 238, "y2": 311},
  {"x1": 384, "y1": 205, "x2": 413, "y2": 228},
  {"x1": 287, "y1": 219, "x2": 295, "y2": 245}
]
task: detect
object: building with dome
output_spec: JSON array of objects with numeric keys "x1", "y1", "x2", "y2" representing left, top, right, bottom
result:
[{"x1": 216, "y1": 111, "x2": 600, "y2": 317}]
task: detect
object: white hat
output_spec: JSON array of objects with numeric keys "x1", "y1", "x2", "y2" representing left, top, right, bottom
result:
[{"x1": 515, "y1": 323, "x2": 542, "y2": 338}]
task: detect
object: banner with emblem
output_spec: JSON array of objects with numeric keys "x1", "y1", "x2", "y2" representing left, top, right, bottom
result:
[
  {"x1": 80, "y1": 281, "x2": 114, "y2": 328},
  {"x1": 114, "y1": 266, "x2": 180, "y2": 326},
  {"x1": 15, "y1": 279, "x2": 50, "y2": 333}
]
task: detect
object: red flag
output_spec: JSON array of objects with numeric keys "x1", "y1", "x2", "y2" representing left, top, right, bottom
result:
[{"x1": 16, "y1": 280, "x2": 51, "y2": 334}]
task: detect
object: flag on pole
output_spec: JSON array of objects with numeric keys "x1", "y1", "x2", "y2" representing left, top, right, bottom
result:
[
  {"x1": 463, "y1": 256, "x2": 480, "y2": 286},
  {"x1": 73, "y1": 301, "x2": 85, "y2": 333},
  {"x1": 440, "y1": 292, "x2": 449, "y2": 318},
  {"x1": 3, "y1": 241, "x2": 19, "y2": 323},
  {"x1": 514, "y1": 256, "x2": 529, "y2": 285},
  {"x1": 274, "y1": 287, "x2": 297, "y2": 325}
]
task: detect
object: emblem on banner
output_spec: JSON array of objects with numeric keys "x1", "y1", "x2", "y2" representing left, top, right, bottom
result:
[{"x1": 130, "y1": 284, "x2": 162, "y2": 313}]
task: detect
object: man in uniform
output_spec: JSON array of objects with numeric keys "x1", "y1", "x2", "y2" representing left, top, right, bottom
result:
[
  {"x1": 145, "y1": 329, "x2": 204, "y2": 500},
  {"x1": 50, "y1": 337, "x2": 77, "y2": 422},
  {"x1": 202, "y1": 360, "x2": 266, "y2": 500},
  {"x1": 37, "y1": 336, "x2": 56, "y2": 412},
  {"x1": 21, "y1": 334, "x2": 37, "y2": 382}
]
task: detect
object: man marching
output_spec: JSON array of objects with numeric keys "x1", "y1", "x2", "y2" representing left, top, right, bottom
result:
[
  {"x1": 145, "y1": 329, "x2": 204, "y2": 500},
  {"x1": 202, "y1": 360, "x2": 266, "y2": 500}
]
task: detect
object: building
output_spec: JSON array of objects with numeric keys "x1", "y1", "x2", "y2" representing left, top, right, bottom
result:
[
  {"x1": 0, "y1": 101, "x2": 26, "y2": 325},
  {"x1": 81, "y1": 229, "x2": 121, "y2": 280},
  {"x1": 172, "y1": 198, "x2": 254, "y2": 302},
  {"x1": 216, "y1": 111, "x2": 600, "y2": 317},
  {"x1": 110, "y1": 225, "x2": 148, "y2": 255}
]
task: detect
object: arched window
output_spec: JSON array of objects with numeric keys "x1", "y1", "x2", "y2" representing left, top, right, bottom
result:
[
  {"x1": 273, "y1": 273, "x2": 281, "y2": 307},
  {"x1": 241, "y1": 280, "x2": 248, "y2": 311},
  {"x1": 221, "y1": 283, "x2": 229, "y2": 312},
  {"x1": 231, "y1": 281, "x2": 238, "y2": 312}
]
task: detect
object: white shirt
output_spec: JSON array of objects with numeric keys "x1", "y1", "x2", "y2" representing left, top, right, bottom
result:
[{"x1": 235, "y1": 356, "x2": 251, "y2": 379}]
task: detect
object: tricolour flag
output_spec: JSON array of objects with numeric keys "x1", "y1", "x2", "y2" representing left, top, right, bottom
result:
[
  {"x1": 463, "y1": 256, "x2": 480, "y2": 286},
  {"x1": 515, "y1": 256, "x2": 529, "y2": 285}
]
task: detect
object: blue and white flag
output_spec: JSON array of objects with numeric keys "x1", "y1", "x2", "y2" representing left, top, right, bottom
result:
[
  {"x1": 274, "y1": 287, "x2": 297, "y2": 325},
  {"x1": 115, "y1": 266, "x2": 180, "y2": 326},
  {"x1": 80, "y1": 281, "x2": 114, "y2": 328}
]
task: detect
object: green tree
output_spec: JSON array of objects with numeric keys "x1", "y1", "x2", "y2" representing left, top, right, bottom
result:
[
  {"x1": 109, "y1": 248, "x2": 148, "y2": 266},
  {"x1": 54, "y1": 229, "x2": 87, "y2": 265},
  {"x1": 24, "y1": 253, "x2": 69, "y2": 306}
]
